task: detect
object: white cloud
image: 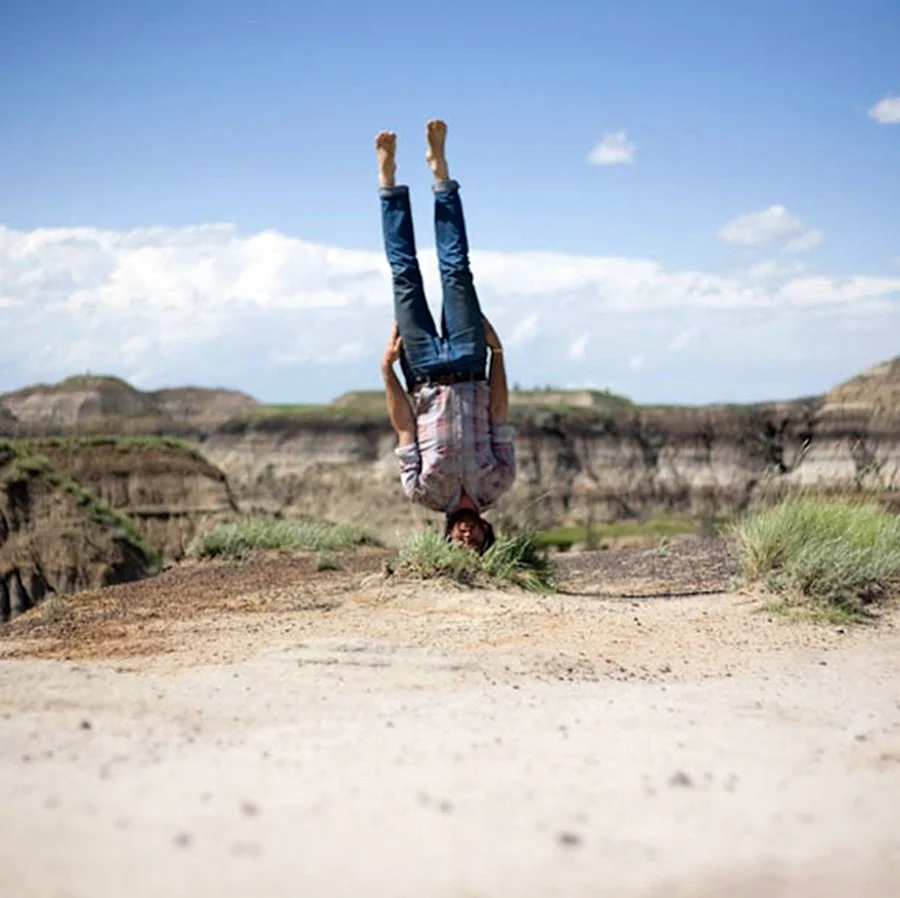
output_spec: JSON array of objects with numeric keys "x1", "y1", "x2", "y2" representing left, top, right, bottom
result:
[
  {"x1": 1, "y1": 222, "x2": 899, "y2": 403},
  {"x1": 568, "y1": 334, "x2": 589, "y2": 360},
  {"x1": 718, "y1": 205, "x2": 823, "y2": 253},
  {"x1": 778, "y1": 275, "x2": 900, "y2": 306},
  {"x1": 668, "y1": 327, "x2": 701, "y2": 352},
  {"x1": 509, "y1": 313, "x2": 540, "y2": 345},
  {"x1": 588, "y1": 132, "x2": 636, "y2": 166},
  {"x1": 748, "y1": 259, "x2": 808, "y2": 281},
  {"x1": 868, "y1": 94, "x2": 900, "y2": 125},
  {"x1": 784, "y1": 229, "x2": 825, "y2": 254}
]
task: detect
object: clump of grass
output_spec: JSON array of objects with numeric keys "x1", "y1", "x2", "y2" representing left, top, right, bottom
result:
[
  {"x1": 314, "y1": 551, "x2": 340, "y2": 571},
  {"x1": 481, "y1": 533, "x2": 556, "y2": 591},
  {"x1": 395, "y1": 529, "x2": 555, "y2": 592},
  {"x1": 187, "y1": 518, "x2": 380, "y2": 560},
  {"x1": 731, "y1": 498, "x2": 900, "y2": 620},
  {"x1": 396, "y1": 529, "x2": 482, "y2": 584}
]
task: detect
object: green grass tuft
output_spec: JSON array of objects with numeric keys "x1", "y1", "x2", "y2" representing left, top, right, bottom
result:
[
  {"x1": 534, "y1": 515, "x2": 712, "y2": 550},
  {"x1": 481, "y1": 533, "x2": 556, "y2": 591},
  {"x1": 187, "y1": 518, "x2": 380, "y2": 560},
  {"x1": 397, "y1": 529, "x2": 482, "y2": 584},
  {"x1": 395, "y1": 529, "x2": 555, "y2": 592},
  {"x1": 314, "y1": 551, "x2": 340, "y2": 571},
  {"x1": 731, "y1": 498, "x2": 900, "y2": 620}
]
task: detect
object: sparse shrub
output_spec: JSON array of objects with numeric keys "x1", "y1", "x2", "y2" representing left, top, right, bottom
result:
[
  {"x1": 187, "y1": 518, "x2": 380, "y2": 560},
  {"x1": 397, "y1": 529, "x2": 482, "y2": 584},
  {"x1": 314, "y1": 551, "x2": 340, "y2": 571},
  {"x1": 481, "y1": 533, "x2": 556, "y2": 591},
  {"x1": 731, "y1": 498, "x2": 900, "y2": 620},
  {"x1": 395, "y1": 528, "x2": 555, "y2": 592}
]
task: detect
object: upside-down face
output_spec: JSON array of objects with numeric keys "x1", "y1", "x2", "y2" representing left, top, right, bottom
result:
[{"x1": 448, "y1": 510, "x2": 488, "y2": 552}]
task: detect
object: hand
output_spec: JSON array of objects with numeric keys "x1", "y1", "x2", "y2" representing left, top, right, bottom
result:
[
  {"x1": 382, "y1": 321, "x2": 403, "y2": 370},
  {"x1": 482, "y1": 317, "x2": 502, "y2": 351}
]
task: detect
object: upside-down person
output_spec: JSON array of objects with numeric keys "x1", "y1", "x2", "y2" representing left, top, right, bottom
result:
[{"x1": 376, "y1": 120, "x2": 515, "y2": 554}]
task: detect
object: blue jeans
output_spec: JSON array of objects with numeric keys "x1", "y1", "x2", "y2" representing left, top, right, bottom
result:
[{"x1": 380, "y1": 180, "x2": 487, "y2": 391}]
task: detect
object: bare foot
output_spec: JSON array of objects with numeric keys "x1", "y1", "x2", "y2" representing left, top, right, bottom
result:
[
  {"x1": 425, "y1": 119, "x2": 450, "y2": 182},
  {"x1": 375, "y1": 131, "x2": 397, "y2": 188}
]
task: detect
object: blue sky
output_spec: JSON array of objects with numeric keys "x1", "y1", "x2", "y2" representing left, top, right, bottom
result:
[{"x1": 1, "y1": 0, "x2": 898, "y2": 404}]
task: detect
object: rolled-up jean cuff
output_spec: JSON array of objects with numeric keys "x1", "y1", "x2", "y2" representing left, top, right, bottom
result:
[
  {"x1": 432, "y1": 179, "x2": 460, "y2": 194},
  {"x1": 379, "y1": 184, "x2": 410, "y2": 198}
]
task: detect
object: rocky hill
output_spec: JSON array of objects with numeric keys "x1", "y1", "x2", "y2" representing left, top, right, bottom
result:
[
  {"x1": 822, "y1": 356, "x2": 900, "y2": 420},
  {"x1": 0, "y1": 445, "x2": 158, "y2": 621},
  {"x1": 0, "y1": 406, "x2": 18, "y2": 437},
  {"x1": 5, "y1": 437, "x2": 238, "y2": 561},
  {"x1": 0, "y1": 375, "x2": 258, "y2": 434},
  {"x1": 0, "y1": 436, "x2": 239, "y2": 620}
]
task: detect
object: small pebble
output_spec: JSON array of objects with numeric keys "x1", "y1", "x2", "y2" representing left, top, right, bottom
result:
[
  {"x1": 557, "y1": 831, "x2": 583, "y2": 848},
  {"x1": 669, "y1": 770, "x2": 694, "y2": 788}
]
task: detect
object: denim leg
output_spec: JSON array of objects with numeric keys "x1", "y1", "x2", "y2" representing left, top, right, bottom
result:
[
  {"x1": 433, "y1": 180, "x2": 487, "y2": 376},
  {"x1": 380, "y1": 185, "x2": 443, "y2": 387}
]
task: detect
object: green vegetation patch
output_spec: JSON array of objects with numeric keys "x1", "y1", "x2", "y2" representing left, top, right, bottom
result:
[
  {"x1": 187, "y1": 518, "x2": 381, "y2": 560},
  {"x1": 0, "y1": 435, "x2": 205, "y2": 462},
  {"x1": 535, "y1": 515, "x2": 711, "y2": 550},
  {"x1": 731, "y1": 498, "x2": 900, "y2": 621},
  {"x1": 394, "y1": 529, "x2": 555, "y2": 592}
]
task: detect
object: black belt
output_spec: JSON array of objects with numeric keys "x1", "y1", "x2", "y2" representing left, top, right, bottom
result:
[{"x1": 413, "y1": 371, "x2": 486, "y2": 388}]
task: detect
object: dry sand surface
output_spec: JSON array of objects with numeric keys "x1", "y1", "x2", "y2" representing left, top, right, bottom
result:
[{"x1": 1, "y1": 542, "x2": 899, "y2": 898}]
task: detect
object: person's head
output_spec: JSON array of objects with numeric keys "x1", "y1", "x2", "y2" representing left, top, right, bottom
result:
[{"x1": 445, "y1": 508, "x2": 496, "y2": 555}]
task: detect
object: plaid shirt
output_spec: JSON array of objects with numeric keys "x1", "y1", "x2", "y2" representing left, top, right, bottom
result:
[{"x1": 395, "y1": 382, "x2": 516, "y2": 514}]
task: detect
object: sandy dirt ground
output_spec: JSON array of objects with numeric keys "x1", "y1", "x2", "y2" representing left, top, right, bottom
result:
[{"x1": 1, "y1": 543, "x2": 899, "y2": 898}]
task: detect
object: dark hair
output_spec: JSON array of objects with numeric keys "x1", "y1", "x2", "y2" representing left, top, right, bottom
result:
[{"x1": 445, "y1": 509, "x2": 496, "y2": 555}]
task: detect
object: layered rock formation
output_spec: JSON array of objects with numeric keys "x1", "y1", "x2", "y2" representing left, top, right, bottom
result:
[
  {"x1": 0, "y1": 447, "x2": 157, "y2": 621},
  {"x1": 202, "y1": 358, "x2": 900, "y2": 536},
  {"x1": 15, "y1": 438, "x2": 238, "y2": 561}
]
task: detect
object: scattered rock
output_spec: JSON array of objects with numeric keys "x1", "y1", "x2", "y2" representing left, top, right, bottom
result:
[
  {"x1": 557, "y1": 831, "x2": 583, "y2": 848},
  {"x1": 174, "y1": 831, "x2": 193, "y2": 848},
  {"x1": 669, "y1": 770, "x2": 694, "y2": 788}
]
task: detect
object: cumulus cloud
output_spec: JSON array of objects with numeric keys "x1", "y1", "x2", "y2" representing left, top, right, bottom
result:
[
  {"x1": 668, "y1": 327, "x2": 701, "y2": 352},
  {"x1": 1, "y1": 222, "x2": 899, "y2": 403},
  {"x1": 509, "y1": 313, "x2": 541, "y2": 345},
  {"x1": 568, "y1": 334, "x2": 590, "y2": 361},
  {"x1": 718, "y1": 205, "x2": 824, "y2": 253},
  {"x1": 868, "y1": 94, "x2": 900, "y2": 125},
  {"x1": 748, "y1": 259, "x2": 808, "y2": 281},
  {"x1": 588, "y1": 132, "x2": 636, "y2": 166}
]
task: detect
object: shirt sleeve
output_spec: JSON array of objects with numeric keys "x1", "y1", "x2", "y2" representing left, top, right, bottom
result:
[
  {"x1": 480, "y1": 423, "x2": 517, "y2": 508},
  {"x1": 395, "y1": 442, "x2": 424, "y2": 502}
]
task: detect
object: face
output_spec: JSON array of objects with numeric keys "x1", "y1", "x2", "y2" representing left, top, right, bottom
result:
[{"x1": 449, "y1": 513, "x2": 487, "y2": 551}]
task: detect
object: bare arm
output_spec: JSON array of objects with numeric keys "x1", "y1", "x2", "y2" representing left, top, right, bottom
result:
[
  {"x1": 382, "y1": 323, "x2": 416, "y2": 446},
  {"x1": 483, "y1": 318, "x2": 508, "y2": 424}
]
